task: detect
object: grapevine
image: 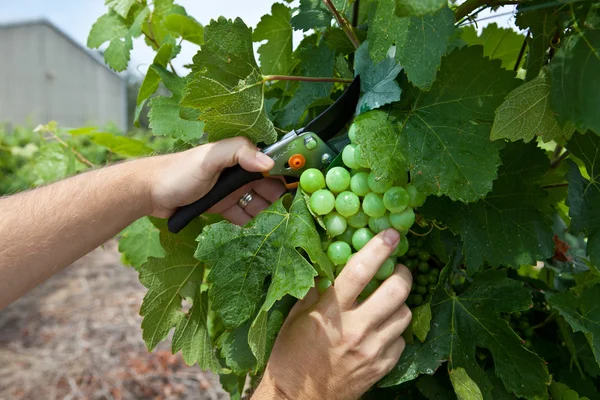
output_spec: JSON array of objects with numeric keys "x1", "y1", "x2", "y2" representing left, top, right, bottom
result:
[{"x1": 11, "y1": 0, "x2": 592, "y2": 398}]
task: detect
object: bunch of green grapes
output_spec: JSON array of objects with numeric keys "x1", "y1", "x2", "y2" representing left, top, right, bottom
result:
[
  {"x1": 301, "y1": 124, "x2": 427, "y2": 300},
  {"x1": 398, "y1": 237, "x2": 440, "y2": 306},
  {"x1": 503, "y1": 311, "x2": 535, "y2": 348}
]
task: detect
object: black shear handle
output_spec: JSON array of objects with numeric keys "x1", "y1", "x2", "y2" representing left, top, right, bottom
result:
[{"x1": 167, "y1": 165, "x2": 263, "y2": 233}]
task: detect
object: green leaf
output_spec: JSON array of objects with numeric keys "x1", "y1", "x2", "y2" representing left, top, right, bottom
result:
[
  {"x1": 394, "y1": 0, "x2": 446, "y2": 17},
  {"x1": 325, "y1": 28, "x2": 367, "y2": 55},
  {"x1": 148, "y1": 65, "x2": 204, "y2": 141},
  {"x1": 31, "y1": 142, "x2": 84, "y2": 185},
  {"x1": 138, "y1": 218, "x2": 219, "y2": 373},
  {"x1": 449, "y1": 368, "x2": 484, "y2": 400},
  {"x1": 105, "y1": 0, "x2": 136, "y2": 18},
  {"x1": 163, "y1": 14, "x2": 204, "y2": 46},
  {"x1": 547, "y1": 284, "x2": 600, "y2": 372},
  {"x1": 195, "y1": 191, "x2": 333, "y2": 330},
  {"x1": 137, "y1": 41, "x2": 180, "y2": 106},
  {"x1": 381, "y1": 269, "x2": 550, "y2": 399},
  {"x1": 566, "y1": 133, "x2": 600, "y2": 267},
  {"x1": 354, "y1": 41, "x2": 402, "y2": 114},
  {"x1": 491, "y1": 69, "x2": 575, "y2": 143},
  {"x1": 118, "y1": 217, "x2": 166, "y2": 269},
  {"x1": 217, "y1": 320, "x2": 256, "y2": 373},
  {"x1": 549, "y1": 382, "x2": 590, "y2": 400},
  {"x1": 353, "y1": 110, "x2": 409, "y2": 182},
  {"x1": 421, "y1": 141, "x2": 554, "y2": 272},
  {"x1": 460, "y1": 23, "x2": 525, "y2": 70},
  {"x1": 549, "y1": 30, "x2": 600, "y2": 134},
  {"x1": 395, "y1": 45, "x2": 520, "y2": 202},
  {"x1": 291, "y1": 0, "x2": 331, "y2": 31},
  {"x1": 253, "y1": 3, "x2": 293, "y2": 75},
  {"x1": 411, "y1": 302, "x2": 432, "y2": 342},
  {"x1": 90, "y1": 133, "x2": 154, "y2": 157},
  {"x1": 274, "y1": 42, "x2": 335, "y2": 128},
  {"x1": 369, "y1": 1, "x2": 454, "y2": 89},
  {"x1": 182, "y1": 17, "x2": 277, "y2": 144}
]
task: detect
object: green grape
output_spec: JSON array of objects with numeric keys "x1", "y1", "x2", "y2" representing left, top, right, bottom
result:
[
  {"x1": 352, "y1": 227, "x2": 375, "y2": 251},
  {"x1": 361, "y1": 279, "x2": 379, "y2": 298},
  {"x1": 354, "y1": 145, "x2": 370, "y2": 168},
  {"x1": 416, "y1": 285, "x2": 427, "y2": 295},
  {"x1": 324, "y1": 212, "x2": 347, "y2": 237},
  {"x1": 348, "y1": 123, "x2": 358, "y2": 143},
  {"x1": 427, "y1": 274, "x2": 438, "y2": 284},
  {"x1": 406, "y1": 184, "x2": 427, "y2": 208},
  {"x1": 412, "y1": 293, "x2": 424, "y2": 306},
  {"x1": 428, "y1": 268, "x2": 440, "y2": 277},
  {"x1": 418, "y1": 251, "x2": 431, "y2": 261},
  {"x1": 335, "y1": 191, "x2": 361, "y2": 217},
  {"x1": 367, "y1": 172, "x2": 393, "y2": 194},
  {"x1": 389, "y1": 208, "x2": 416, "y2": 233},
  {"x1": 393, "y1": 236, "x2": 409, "y2": 257},
  {"x1": 518, "y1": 320, "x2": 530, "y2": 330},
  {"x1": 299, "y1": 168, "x2": 326, "y2": 194},
  {"x1": 337, "y1": 226, "x2": 356, "y2": 245},
  {"x1": 407, "y1": 247, "x2": 419, "y2": 258},
  {"x1": 405, "y1": 258, "x2": 418, "y2": 269},
  {"x1": 416, "y1": 275, "x2": 429, "y2": 286},
  {"x1": 427, "y1": 283, "x2": 436, "y2": 293},
  {"x1": 383, "y1": 186, "x2": 409, "y2": 213},
  {"x1": 347, "y1": 209, "x2": 369, "y2": 228},
  {"x1": 327, "y1": 241, "x2": 352, "y2": 265},
  {"x1": 347, "y1": 253, "x2": 355, "y2": 263},
  {"x1": 326, "y1": 167, "x2": 351, "y2": 193},
  {"x1": 415, "y1": 238, "x2": 425, "y2": 248},
  {"x1": 362, "y1": 192, "x2": 386, "y2": 218},
  {"x1": 524, "y1": 327, "x2": 535, "y2": 338},
  {"x1": 342, "y1": 144, "x2": 361, "y2": 169},
  {"x1": 368, "y1": 214, "x2": 392, "y2": 233},
  {"x1": 424, "y1": 293, "x2": 432, "y2": 302},
  {"x1": 350, "y1": 171, "x2": 370, "y2": 197},
  {"x1": 417, "y1": 261, "x2": 430, "y2": 273},
  {"x1": 375, "y1": 258, "x2": 395, "y2": 280},
  {"x1": 394, "y1": 171, "x2": 409, "y2": 187},
  {"x1": 317, "y1": 278, "x2": 332, "y2": 294},
  {"x1": 310, "y1": 190, "x2": 335, "y2": 215}
]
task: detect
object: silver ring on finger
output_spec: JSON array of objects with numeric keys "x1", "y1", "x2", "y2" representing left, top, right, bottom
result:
[{"x1": 238, "y1": 191, "x2": 253, "y2": 209}]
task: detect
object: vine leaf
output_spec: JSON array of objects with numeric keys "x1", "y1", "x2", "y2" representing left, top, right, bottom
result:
[
  {"x1": 148, "y1": 65, "x2": 204, "y2": 141},
  {"x1": 182, "y1": 17, "x2": 277, "y2": 144},
  {"x1": 547, "y1": 284, "x2": 600, "y2": 369},
  {"x1": 491, "y1": 69, "x2": 575, "y2": 143},
  {"x1": 354, "y1": 41, "x2": 402, "y2": 114},
  {"x1": 549, "y1": 30, "x2": 600, "y2": 135},
  {"x1": 253, "y1": 3, "x2": 293, "y2": 75},
  {"x1": 421, "y1": 141, "x2": 554, "y2": 272},
  {"x1": 449, "y1": 368, "x2": 484, "y2": 400},
  {"x1": 163, "y1": 14, "x2": 204, "y2": 46},
  {"x1": 381, "y1": 269, "x2": 550, "y2": 399},
  {"x1": 138, "y1": 218, "x2": 220, "y2": 370},
  {"x1": 460, "y1": 23, "x2": 525, "y2": 70},
  {"x1": 394, "y1": 0, "x2": 446, "y2": 17},
  {"x1": 397, "y1": 45, "x2": 520, "y2": 202},
  {"x1": 195, "y1": 191, "x2": 333, "y2": 330},
  {"x1": 118, "y1": 217, "x2": 166, "y2": 269},
  {"x1": 291, "y1": 0, "x2": 331, "y2": 31},
  {"x1": 353, "y1": 111, "x2": 409, "y2": 182},
  {"x1": 105, "y1": 0, "x2": 136, "y2": 18},
  {"x1": 369, "y1": 0, "x2": 455, "y2": 89},
  {"x1": 566, "y1": 133, "x2": 600, "y2": 267},
  {"x1": 136, "y1": 41, "x2": 180, "y2": 106},
  {"x1": 549, "y1": 382, "x2": 591, "y2": 400}
]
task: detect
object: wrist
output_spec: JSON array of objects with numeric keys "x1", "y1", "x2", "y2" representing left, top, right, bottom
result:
[
  {"x1": 252, "y1": 371, "x2": 290, "y2": 400},
  {"x1": 127, "y1": 156, "x2": 163, "y2": 217}
]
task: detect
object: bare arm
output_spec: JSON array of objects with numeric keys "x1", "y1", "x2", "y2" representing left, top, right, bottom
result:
[{"x1": 0, "y1": 137, "x2": 284, "y2": 309}]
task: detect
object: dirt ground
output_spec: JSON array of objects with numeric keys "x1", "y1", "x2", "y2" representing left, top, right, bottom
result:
[{"x1": 0, "y1": 240, "x2": 227, "y2": 400}]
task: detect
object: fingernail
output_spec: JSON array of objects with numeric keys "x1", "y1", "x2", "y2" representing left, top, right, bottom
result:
[
  {"x1": 382, "y1": 229, "x2": 400, "y2": 246},
  {"x1": 256, "y1": 151, "x2": 274, "y2": 168}
]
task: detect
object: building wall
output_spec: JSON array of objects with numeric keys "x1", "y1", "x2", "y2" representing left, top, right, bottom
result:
[{"x1": 0, "y1": 22, "x2": 127, "y2": 131}]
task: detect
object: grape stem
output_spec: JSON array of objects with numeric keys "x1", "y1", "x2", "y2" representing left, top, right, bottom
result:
[
  {"x1": 46, "y1": 130, "x2": 96, "y2": 168},
  {"x1": 455, "y1": 0, "x2": 522, "y2": 22},
  {"x1": 322, "y1": 0, "x2": 361, "y2": 49},
  {"x1": 263, "y1": 75, "x2": 354, "y2": 83}
]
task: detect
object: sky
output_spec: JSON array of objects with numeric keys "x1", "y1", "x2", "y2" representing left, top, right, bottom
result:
[{"x1": 0, "y1": 0, "x2": 518, "y2": 80}]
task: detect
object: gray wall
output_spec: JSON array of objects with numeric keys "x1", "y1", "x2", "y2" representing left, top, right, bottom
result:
[{"x1": 0, "y1": 21, "x2": 127, "y2": 131}]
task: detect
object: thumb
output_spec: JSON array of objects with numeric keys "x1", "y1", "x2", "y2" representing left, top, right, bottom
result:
[{"x1": 201, "y1": 137, "x2": 274, "y2": 174}]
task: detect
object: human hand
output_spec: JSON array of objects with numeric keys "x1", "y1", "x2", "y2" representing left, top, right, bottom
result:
[
  {"x1": 253, "y1": 229, "x2": 413, "y2": 400},
  {"x1": 148, "y1": 137, "x2": 286, "y2": 224}
]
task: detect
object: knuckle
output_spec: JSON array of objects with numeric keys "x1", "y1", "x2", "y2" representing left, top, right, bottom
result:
[
  {"x1": 402, "y1": 305, "x2": 413, "y2": 323},
  {"x1": 359, "y1": 345, "x2": 380, "y2": 362},
  {"x1": 346, "y1": 262, "x2": 370, "y2": 286},
  {"x1": 386, "y1": 279, "x2": 410, "y2": 303},
  {"x1": 343, "y1": 328, "x2": 367, "y2": 348},
  {"x1": 397, "y1": 337, "x2": 406, "y2": 352}
]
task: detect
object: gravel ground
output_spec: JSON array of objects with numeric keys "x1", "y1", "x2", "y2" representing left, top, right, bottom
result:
[{"x1": 0, "y1": 240, "x2": 228, "y2": 400}]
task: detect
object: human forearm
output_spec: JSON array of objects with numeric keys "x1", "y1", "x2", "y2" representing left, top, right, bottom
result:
[{"x1": 0, "y1": 157, "x2": 157, "y2": 309}]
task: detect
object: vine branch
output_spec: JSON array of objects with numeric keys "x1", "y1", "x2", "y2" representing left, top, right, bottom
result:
[
  {"x1": 263, "y1": 75, "x2": 354, "y2": 83},
  {"x1": 455, "y1": 0, "x2": 522, "y2": 22},
  {"x1": 322, "y1": 0, "x2": 361, "y2": 49},
  {"x1": 47, "y1": 131, "x2": 96, "y2": 168}
]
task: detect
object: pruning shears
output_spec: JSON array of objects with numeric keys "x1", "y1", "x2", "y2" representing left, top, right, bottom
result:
[{"x1": 167, "y1": 76, "x2": 361, "y2": 234}]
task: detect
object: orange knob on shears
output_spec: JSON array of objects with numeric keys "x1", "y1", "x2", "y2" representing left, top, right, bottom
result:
[{"x1": 288, "y1": 154, "x2": 306, "y2": 170}]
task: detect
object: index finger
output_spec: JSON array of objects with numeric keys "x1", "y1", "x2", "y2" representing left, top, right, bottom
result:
[{"x1": 333, "y1": 229, "x2": 400, "y2": 310}]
